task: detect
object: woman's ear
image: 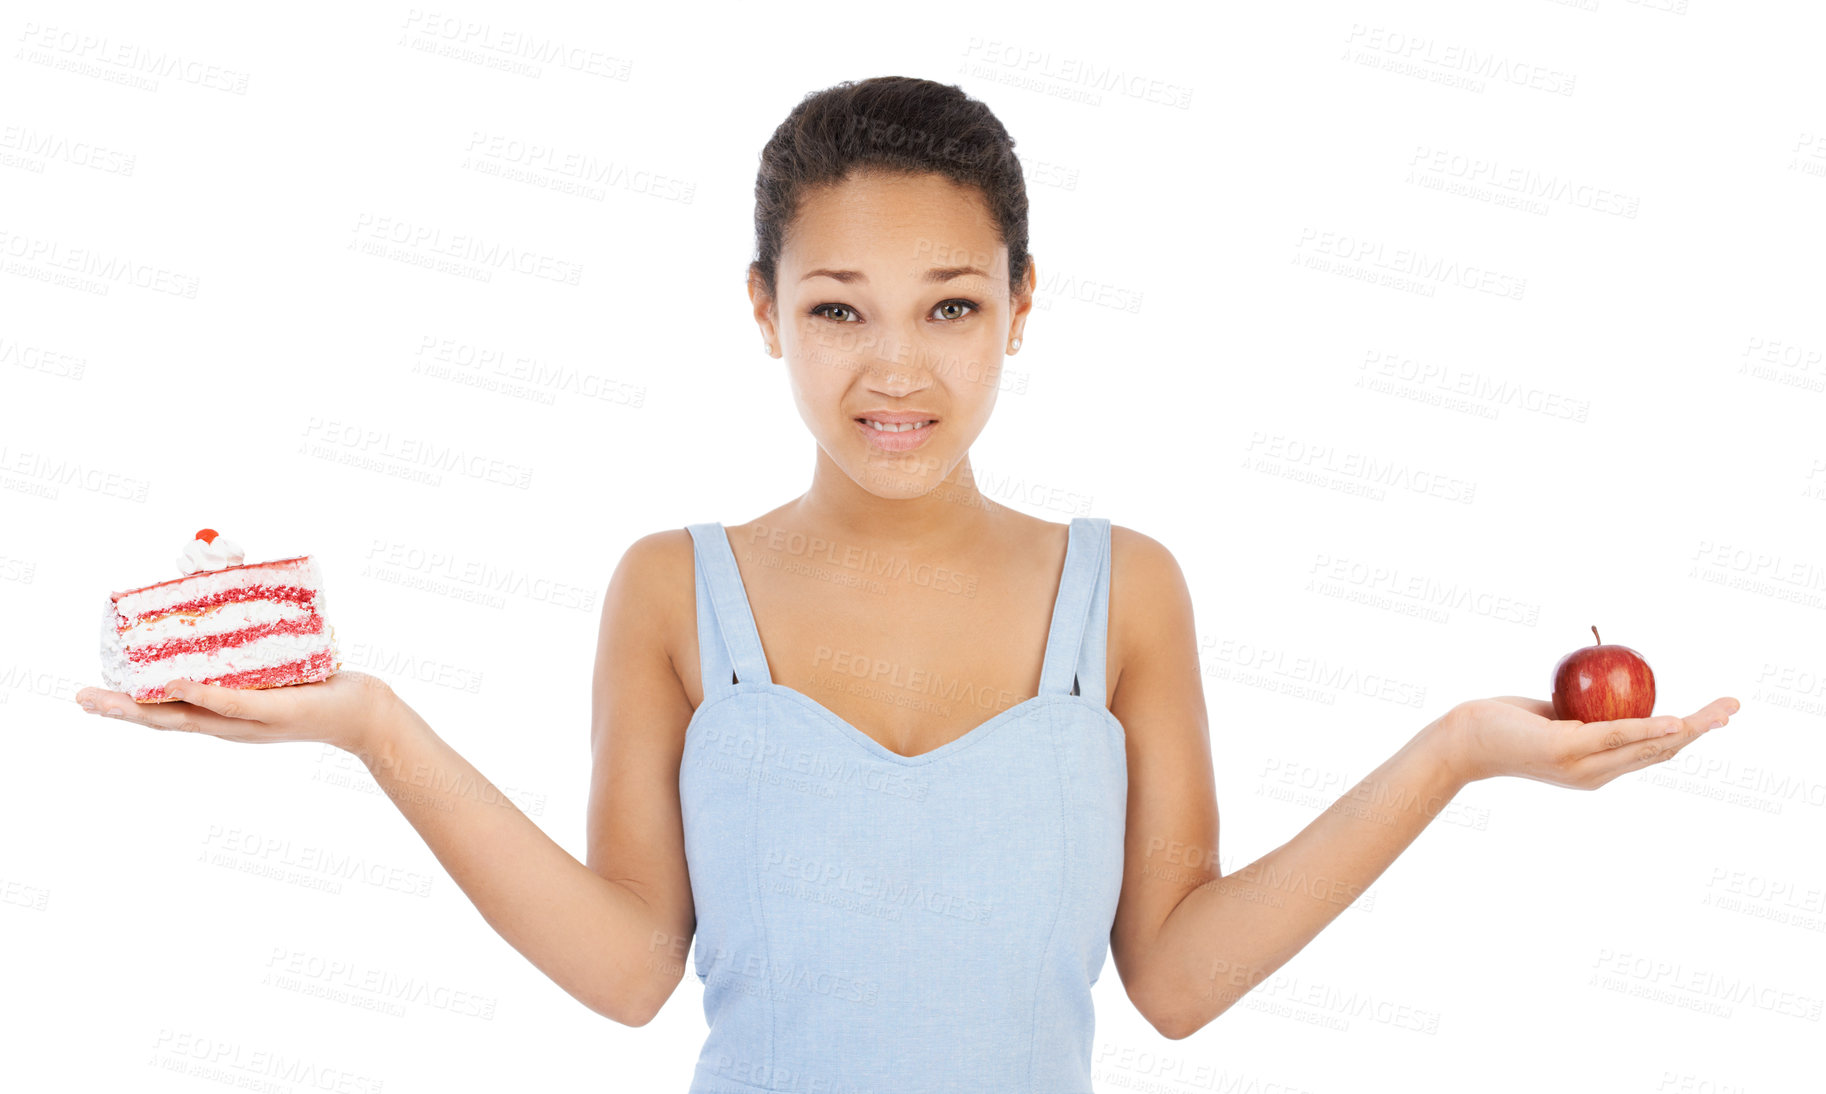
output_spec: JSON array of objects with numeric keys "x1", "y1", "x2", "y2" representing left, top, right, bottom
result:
[
  {"x1": 1008, "y1": 255, "x2": 1037, "y2": 345},
  {"x1": 747, "y1": 266, "x2": 778, "y2": 356}
]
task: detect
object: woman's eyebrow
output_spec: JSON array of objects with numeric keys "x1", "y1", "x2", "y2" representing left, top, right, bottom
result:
[{"x1": 800, "y1": 265, "x2": 990, "y2": 284}]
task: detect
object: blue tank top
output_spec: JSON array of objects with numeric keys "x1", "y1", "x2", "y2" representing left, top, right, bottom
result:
[{"x1": 678, "y1": 517, "x2": 1128, "y2": 1094}]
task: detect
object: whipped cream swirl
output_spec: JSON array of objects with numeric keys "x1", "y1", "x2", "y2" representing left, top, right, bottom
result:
[{"x1": 177, "y1": 532, "x2": 246, "y2": 575}]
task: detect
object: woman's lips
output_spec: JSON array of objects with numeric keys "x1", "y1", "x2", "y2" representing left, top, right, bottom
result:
[{"x1": 854, "y1": 417, "x2": 938, "y2": 453}]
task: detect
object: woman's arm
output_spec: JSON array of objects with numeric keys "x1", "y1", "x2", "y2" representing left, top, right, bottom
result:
[
  {"x1": 1143, "y1": 696, "x2": 1735, "y2": 1039},
  {"x1": 347, "y1": 696, "x2": 676, "y2": 1025},
  {"x1": 1101, "y1": 528, "x2": 1739, "y2": 1041},
  {"x1": 73, "y1": 531, "x2": 700, "y2": 1027},
  {"x1": 1137, "y1": 710, "x2": 1464, "y2": 1038}
]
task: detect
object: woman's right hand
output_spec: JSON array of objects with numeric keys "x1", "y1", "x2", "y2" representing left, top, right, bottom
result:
[
  {"x1": 73, "y1": 670, "x2": 403, "y2": 756},
  {"x1": 1440, "y1": 693, "x2": 1739, "y2": 787}
]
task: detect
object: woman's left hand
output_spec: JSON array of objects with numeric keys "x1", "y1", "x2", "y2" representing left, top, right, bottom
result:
[{"x1": 1436, "y1": 694, "x2": 1741, "y2": 787}]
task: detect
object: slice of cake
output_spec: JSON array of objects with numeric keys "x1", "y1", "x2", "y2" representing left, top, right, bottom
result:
[{"x1": 100, "y1": 528, "x2": 340, "y2": 703}]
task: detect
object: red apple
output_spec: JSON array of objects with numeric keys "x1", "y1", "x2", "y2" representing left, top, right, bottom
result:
[{"x1": 1552, "y1": 626, "x2": 1656, "y2": 722}]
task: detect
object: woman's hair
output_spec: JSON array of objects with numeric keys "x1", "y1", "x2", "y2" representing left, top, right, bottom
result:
[{"x1": 749, "y1": 76, "x2": 1030, "y2": 306}]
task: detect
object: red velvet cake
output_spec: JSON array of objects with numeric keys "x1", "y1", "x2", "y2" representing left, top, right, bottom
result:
[{"x1": 99, "y1": 528, "x2": 340, "y2": 703}]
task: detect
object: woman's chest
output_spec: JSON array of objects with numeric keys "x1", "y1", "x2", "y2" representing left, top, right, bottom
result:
[
  {"x1": 707, "y1": 541, "x2": 1073, "y2": 759},
  {"x1": 679, "y1": 689, "x2": 1130, "y2": 1005}
]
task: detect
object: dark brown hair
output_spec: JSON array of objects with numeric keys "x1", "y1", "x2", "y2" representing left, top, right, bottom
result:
[{"x1": 749, "y1": 76, "x2": 1030, "y2": 306}]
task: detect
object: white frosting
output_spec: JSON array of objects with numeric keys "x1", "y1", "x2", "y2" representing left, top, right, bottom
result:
[
  {"x1": 177, "y1": 534, "x2": 246, "y2": 576},
  {"x1": 123, "y1": 600, "x2": 311, "y2": 644},
  {"x1": 99, "y1": 599, "x2": 129, "y2": 692},
  {"x1": 113, "y1": 629, "x2": 336, "y2": 699},
  {"x1": 117, "y1": 556, "x2": 319, "y2": 618}
]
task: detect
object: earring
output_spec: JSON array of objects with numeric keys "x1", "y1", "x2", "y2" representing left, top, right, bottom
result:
[
  {"x1": 762, "y1": 340, "x2": 772, "y2": 355},
  {"x1": 1009, "y1": 337, "x2": 1022, "y2": 353}
]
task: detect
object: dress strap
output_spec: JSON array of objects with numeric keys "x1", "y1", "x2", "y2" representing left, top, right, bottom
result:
[
  {"x1": 685, "y1": 523, "x2": 774, "y2": 697},
  {"x1": 1038, "y1": 516, "x2": 1112, "y2": 702}
]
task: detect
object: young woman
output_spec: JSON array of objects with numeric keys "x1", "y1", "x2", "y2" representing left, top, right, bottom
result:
[{"x1": 75, "y1": 77, "x2": 1738, "y2": 1092}]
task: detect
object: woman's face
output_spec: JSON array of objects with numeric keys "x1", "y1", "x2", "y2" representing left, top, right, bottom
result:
[{"x1": 753, "y1": 169, "x2": 1033, "y2": 501}]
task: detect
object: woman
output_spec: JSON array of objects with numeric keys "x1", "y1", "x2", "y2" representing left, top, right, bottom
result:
[{"x1": 75, "y1": 77, "x2": 1738, "y2": 1092}]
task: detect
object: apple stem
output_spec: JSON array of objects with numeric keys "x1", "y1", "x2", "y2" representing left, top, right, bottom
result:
[{"x1": 1591, "y1": 625, "x2": 1601, "y2": 645}]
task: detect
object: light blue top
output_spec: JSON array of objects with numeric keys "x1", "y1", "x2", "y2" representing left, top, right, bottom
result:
[{"x1": 679, "y1": 517, "x2": 1128, "y2": 1093}]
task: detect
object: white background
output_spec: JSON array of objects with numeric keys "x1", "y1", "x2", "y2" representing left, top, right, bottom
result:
[{"x1": 4, "y1": 1, "x2": 1823, "y2": 1091}]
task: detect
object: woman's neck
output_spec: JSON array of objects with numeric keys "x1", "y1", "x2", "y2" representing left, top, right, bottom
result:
[{"x1": 790, "y1": 447, "x2": 1002, "y2": 550}]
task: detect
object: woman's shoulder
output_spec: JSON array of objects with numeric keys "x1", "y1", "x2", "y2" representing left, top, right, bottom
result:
[
  {"x1": 614, "y1": 525, "x2": 697, "y2": 582},
  {"x1": 600, "y1": 527, "x2": 700, "y2": 682},
  {"x1": 1101, "y1": 519, "x2": 1193, "y2": 700},
  {"x1": 1105, "y1": 519, "x2": 1180, "y2": 577},
  {"x1": 1104, "y1": 520, "x2": 1190, "y2": 608},
  {"x1": 1009, "y1": 512, "x2": 1180, "y2": 585}
]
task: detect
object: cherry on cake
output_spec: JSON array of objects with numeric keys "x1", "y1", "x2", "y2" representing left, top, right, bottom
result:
[{"x1": 100, "y1": 529, "x2": 341, "y2": 703}]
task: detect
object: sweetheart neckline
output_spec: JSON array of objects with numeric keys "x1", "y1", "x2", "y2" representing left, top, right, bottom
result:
[
  {"x1": 685, "y1": 680, "x2": 1125, "y2": 766},
  {"x1": 687, "y1": 520, "x2": 1117, "y2": 765}
]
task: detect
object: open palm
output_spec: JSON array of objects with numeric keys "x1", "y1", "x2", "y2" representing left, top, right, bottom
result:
[
  {"x1": 1444, "y1": 694, "x2": 1740, "y2": 787},
  {"x1": 74, "y1": 670, "x2": 399, "y2": 753}
]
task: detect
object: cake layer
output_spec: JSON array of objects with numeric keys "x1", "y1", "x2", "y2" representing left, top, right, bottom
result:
[
  {"x1": 118, "y1": 599, "x2": 317, "y2": 650},
  {"x1": 127, "y1": 649, "x2": 338, "y2": 704},
  {"x1": 197, "y1": 649, "x2": 336, "y2": 692},
  {"x1": 111, "y1": 556, "x2": 319, "y2": 622},
  {"x1": 105, "y1": 626, "x2": 339, "y2": 703},
  {"x1": 125, "y1": 626, "x2": 333, "y2": 683},
  {"x1": 118, "y1": 600, "x2": 318, "y2": 658}
]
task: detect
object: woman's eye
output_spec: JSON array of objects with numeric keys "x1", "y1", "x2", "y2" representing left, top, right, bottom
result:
[{"x1": 808, "y1": 300, "x2": 978, "y2": 323}]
